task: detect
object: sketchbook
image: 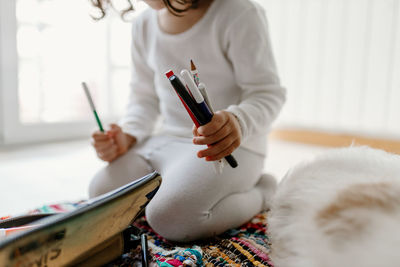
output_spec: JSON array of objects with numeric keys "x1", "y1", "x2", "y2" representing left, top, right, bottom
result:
[{"x1": 0, "y1": 172, "x2": 161, "y2": 267}]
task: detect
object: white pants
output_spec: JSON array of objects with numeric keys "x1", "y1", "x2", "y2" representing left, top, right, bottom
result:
[{"x1": 89, "y1": 135, "x2": 274, "y2": 242}]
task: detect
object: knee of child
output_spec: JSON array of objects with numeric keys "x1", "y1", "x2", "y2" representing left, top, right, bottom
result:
[
  {"x1": 145, "y1": 197, "x2": 212, "y2": 242},
  {"x1": 88, "y1": 167, "x2": 112, "y2": 198}
]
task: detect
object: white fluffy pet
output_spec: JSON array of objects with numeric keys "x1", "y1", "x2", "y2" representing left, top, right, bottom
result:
[{"x1": 268, "y1": 146, "x2": 400, "y2": 267}]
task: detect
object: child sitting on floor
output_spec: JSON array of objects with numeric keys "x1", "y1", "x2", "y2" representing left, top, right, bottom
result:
[{"x1": 89, "y1": 0, "x2": 286, "y2": 242}]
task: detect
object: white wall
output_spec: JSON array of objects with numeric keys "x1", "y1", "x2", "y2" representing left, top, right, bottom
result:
[
  {"x1": 0, "y1": 0, "x2": 7, "y2": 143},
  {"x1": 260, "y1": 0, "x2": 400, "y2": 139},
  {"x1": 0, "y1": 44, "x2": 3, "y2": 143},
  {"x1": 0, "y1": 0, "x2": 20, "y2": 145}
]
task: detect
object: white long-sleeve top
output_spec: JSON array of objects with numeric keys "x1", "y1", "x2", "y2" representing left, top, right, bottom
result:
[{"x1": 120, "y1": 0, "x2": 286, "y2": 156}]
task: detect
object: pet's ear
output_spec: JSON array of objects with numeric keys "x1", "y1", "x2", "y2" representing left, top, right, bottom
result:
[{"x1": 315, "y1": 182, "x2": 400, "y2": 242}]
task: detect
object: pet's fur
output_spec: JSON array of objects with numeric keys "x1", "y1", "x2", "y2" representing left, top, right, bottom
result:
[{"x1": 269, "y1": 146, "x2": 400, "y2": 267}]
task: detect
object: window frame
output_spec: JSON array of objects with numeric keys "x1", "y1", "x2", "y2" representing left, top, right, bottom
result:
[{"x1": 0, "y1": 0, "x2": 118, "y2": 145}]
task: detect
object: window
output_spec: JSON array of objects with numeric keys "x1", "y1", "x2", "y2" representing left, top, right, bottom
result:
[{"x1": 0, "y1": 0, "x2": 146, "y2": 144}]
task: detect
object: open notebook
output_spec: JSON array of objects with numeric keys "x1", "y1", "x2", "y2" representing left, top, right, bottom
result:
[{"x1": 0, "y1": 172, "x2": 161, "y2": 266}]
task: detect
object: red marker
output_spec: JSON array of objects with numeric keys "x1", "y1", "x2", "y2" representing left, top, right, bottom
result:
[
  {"x1": 166, "y1": 70, "x2": 200, "y2": 127},
  {"x1": 166, "y1": 70, "x2": 238, "y2": 168}
]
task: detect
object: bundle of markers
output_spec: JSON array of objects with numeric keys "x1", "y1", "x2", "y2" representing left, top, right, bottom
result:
[{"x1": 165, "y1": 60, "x2": 238, "y2": 172}]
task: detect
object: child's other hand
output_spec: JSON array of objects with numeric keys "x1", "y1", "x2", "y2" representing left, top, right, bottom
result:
[
  {"x1": 92, "y1": 124, "x2": 136, "y2": 162},
  {"x1": 192, "y1": 111, "x2": 242, "y2": 161}
]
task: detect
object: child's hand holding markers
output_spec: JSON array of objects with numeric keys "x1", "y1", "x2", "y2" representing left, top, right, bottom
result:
[
  {"x1": 193, "y1": 111, "x2": 242, "y2": 161},
  {"x1": 92, "y1": 124, "x2": 136, "y2": 162}
]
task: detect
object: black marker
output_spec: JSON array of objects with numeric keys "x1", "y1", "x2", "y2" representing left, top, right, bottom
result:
[
  {"x1": 141, "y1": 233, "x2": 149, "y2": 267},
  {"x1": 166, "y1": 70, "x2": 238, "y2": 168}
]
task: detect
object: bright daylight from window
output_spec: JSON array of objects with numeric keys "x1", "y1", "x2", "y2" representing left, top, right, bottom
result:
[{"x1": 15, "y1": 0, "x2": 146, "y2": 124}]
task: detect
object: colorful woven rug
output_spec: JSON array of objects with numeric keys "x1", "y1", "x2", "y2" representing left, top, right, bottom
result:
[
  {"x1": 111, "y1": 212, "x2": 274, "y2": 267},
  {"x1": 0, "y1": 202, "x2": 82, "y2": 221},
  {"x1": 2, "y1": 204, "x2": 274, "y2": 267}
]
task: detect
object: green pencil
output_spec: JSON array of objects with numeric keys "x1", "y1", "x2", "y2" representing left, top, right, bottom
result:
[{"x1": 82, "y1": 82, "x2": 104, "y2": 132}]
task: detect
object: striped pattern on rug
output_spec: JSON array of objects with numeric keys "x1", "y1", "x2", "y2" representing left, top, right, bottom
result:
[{"x1": 112, "y1": 211, "x2": 274, "y2": 267}]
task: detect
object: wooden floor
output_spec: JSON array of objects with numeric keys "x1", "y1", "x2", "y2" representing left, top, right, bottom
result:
[
  {"x1": 0, "y1": 138, "x2": 328, "y2": 216},
  {"x1": 271, "y1": 129, "x2": 400, "y2": 154},
  {"x1": 2, "y1": 129, "x2": 398, "y2": 217}
]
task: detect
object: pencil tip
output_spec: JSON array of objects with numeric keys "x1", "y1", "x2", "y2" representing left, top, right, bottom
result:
[{"x1": 190, "y1": 59, "x2": 196, "y2": 71}]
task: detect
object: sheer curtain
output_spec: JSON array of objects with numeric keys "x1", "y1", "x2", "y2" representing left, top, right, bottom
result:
[{"x1": 261, "y1": 0, "x2": 400, "y2": 139}]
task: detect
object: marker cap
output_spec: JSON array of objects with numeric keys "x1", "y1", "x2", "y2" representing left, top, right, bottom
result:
[{"x1": 165, "y1": 70, "x2": 174, "y2": 79}]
